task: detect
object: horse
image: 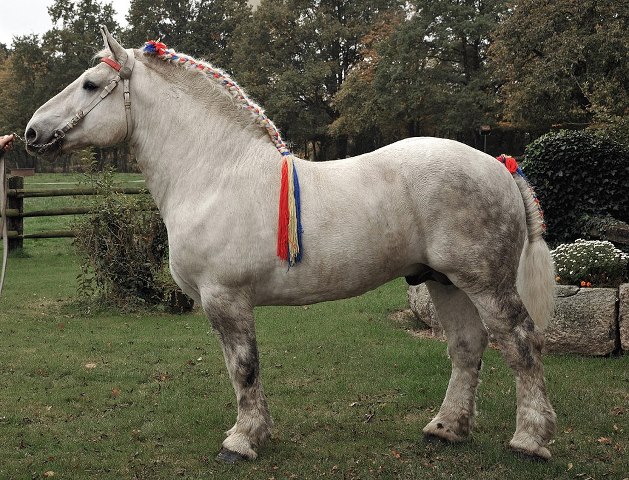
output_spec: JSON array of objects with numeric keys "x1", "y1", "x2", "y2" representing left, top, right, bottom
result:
[{"x1": 25, "y1": 26, "x2": 557, "y2": 463}]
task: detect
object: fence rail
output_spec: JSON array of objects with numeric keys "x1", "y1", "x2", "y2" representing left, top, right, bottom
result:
[{"x1": 3, "y1": 176, "x2": 150, "y2": 251}]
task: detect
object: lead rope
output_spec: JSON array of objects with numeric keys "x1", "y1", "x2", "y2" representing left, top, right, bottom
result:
[{"x1": 0, "y1": 150, "x2": 7, "y2": 295}]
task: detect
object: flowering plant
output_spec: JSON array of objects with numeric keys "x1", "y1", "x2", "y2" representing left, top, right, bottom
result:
[{"x1": 551, "y1": 239, "x2": 629, "y2": 287}]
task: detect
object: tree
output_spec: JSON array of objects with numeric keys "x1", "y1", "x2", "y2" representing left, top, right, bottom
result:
[
  {"x1": 334, "y1": 0, "x2": 508, "y2": 154},
  {"x1": 0, "y1": 35, "x2": 52, "y2": 168},
  {"x1": 124, "y1": 0, "x2": 249, "y2": 67},
  {"x1": 124, "y1": 0, "x2": 195, "y2": 49},
  {"x1": 231, "y1": 0, "x2": 406, "y2": 160},
  {"x1": 489, "y1": 0, "x2": 629, "y2": 137},
  {"x1": 45, "y1": 0, "x2": 120, "y2": 87}
]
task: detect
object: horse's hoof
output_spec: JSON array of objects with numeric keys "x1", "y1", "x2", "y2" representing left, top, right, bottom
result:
[
  {"x1": 422, "y1": 420, "x2": 466, "y2": 443},
  {"x1": 509, "y1": 438, "x2": 551, "y2": 461},
  {"x1": 215, "y1": 448, "x2": 249, "y2": 464}
]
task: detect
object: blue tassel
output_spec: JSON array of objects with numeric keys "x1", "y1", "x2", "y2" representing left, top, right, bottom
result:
[{"x1": 292, "y1": 162, "x2": 303, "y2": 263}]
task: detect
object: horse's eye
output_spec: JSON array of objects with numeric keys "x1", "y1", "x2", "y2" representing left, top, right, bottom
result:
[{"x1": 83, "y1": 80, "x2": 98, "y2": 91}]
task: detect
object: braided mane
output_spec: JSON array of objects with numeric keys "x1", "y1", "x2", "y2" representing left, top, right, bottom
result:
[{"x1": 143, "y1": 41, "x2": 290, "y2": 156}]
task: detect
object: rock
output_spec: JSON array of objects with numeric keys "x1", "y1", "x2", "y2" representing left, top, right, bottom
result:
[
  {"x1": 619, "y1": 284, "x2": 629, "y2": 352},
  {"x1": 407, "y1": 284, "x2": 444, "y2": 338},
  {"x1": 544, "y1": 287, "x2": 618, "y2": 356},
  {"x1": 555, "y1": 285, "x2": 579, "y2": 297},
  {"x1": 407, "y1": 284, "x2": 621, "y2": 355}
]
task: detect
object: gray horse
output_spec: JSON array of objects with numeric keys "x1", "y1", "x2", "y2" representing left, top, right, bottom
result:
[{"x1": 25, "y1": 27, "x2": 556, "y2": 462}]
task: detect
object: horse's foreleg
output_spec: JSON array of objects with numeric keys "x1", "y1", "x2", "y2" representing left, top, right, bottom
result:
[
  {"x1": 423, "y1": 282, "x2": 488, "y2": 442},
  {"x1": 202, "y1": 290, "x2": 272, "y2": 462},
  {"x1": 470, "y1": 289, "x2": 556, "y2": 460}
]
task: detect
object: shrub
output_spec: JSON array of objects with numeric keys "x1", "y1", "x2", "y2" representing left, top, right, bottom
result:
[
  {"x1": 73, "y1": 165, "x2": 189, "y2": 310},
  {"x1": 522, "y1": 130, "x2": 629, "y2": 243},
  {"x1": 551, "y1": 239, "x2": 629, "y2": 288}
]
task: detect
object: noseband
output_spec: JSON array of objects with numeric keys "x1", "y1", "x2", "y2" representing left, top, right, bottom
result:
[{"x1": 29, "y1": 52, "x2": 135, "y2": 154}]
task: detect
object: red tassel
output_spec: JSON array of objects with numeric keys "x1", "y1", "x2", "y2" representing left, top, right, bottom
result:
[{"x1": 277, "y1": 159, "x2": 289, "y2": 261}]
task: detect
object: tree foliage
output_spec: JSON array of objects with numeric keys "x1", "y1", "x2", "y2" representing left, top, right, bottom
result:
[
  {"x1": 0, "y1": 0, "x2": 627, "y2": 166},
  {"x1": 230, "y1": 0, "x2": 406, "y2": 159},
  {"x1": 333, "y1": 0, "x2": 508, "y2": 154},
  {"x1": 124, "y1": 0, "x2": 250, "y2": 66},
  {"x1": 489, "y1": 0, "x2": 629, "y2": 138}
]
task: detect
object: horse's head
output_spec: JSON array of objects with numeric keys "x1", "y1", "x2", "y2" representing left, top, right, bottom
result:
[{"x1": 25, "y1": 26, "x2": 135, "y2": 157}]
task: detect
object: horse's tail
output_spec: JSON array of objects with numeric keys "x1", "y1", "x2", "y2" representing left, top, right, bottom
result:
[{"x1": 513, "y1": 174, "x2": 555, "y2": 330}]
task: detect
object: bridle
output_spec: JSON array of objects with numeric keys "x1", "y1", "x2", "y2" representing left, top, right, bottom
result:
[
  {"x1": 26, "y1": 51, "x2": 136, "y2": 155},
  {"x1": 1, "y1": 49, "x2": 135, "y2": 295}
]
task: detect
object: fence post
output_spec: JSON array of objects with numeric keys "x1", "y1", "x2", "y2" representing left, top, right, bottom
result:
[{"x1": 7, "y1": 176, "x2": 23, "y2": 251}]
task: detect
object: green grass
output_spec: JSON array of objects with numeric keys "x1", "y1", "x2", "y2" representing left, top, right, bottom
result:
[{"x1": 0, "y1": 175, "x2": 627, "y2": 479}]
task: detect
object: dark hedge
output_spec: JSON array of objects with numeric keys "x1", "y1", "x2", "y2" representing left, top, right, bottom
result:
[{"x1": 521, "y1": 130, "x2": 629, "y2": 244}]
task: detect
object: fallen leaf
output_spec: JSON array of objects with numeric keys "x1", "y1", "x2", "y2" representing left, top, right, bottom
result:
[
  {"x1": 84, "y1": 363, "x2": 97, "y2": 370},
  {"x1": 567, "y1": 462, "x2": 573, "y2": 471},
  {"x1": 597, "y1": 437, "x2": 612, "y2": 445},
  {"x1": 43, "y1": 472, "x2": 55, "y2": 478},
  {"x1": 391, "y1": 449, "x2": 401, "y2": 459},
  {"x1": 111, "y1": 387, "x2": 121, "y2": 398}
]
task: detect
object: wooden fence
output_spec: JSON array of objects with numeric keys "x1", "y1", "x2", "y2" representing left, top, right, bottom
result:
[{"x1": 4, "y1": 176, "x2": 149, "y2": 252}]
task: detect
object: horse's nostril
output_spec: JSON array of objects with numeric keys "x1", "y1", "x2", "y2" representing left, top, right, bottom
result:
[{"x1": 26, "y1": 127, "x2": 37, "y2": 143}]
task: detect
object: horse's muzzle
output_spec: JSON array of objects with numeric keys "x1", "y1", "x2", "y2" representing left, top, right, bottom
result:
[{"x1": 25, "y1": 127, "x2": 65, "y2": 158}]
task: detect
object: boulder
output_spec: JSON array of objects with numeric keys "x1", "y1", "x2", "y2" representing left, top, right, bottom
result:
[
  {"x1": 619, "y1": 284, "x2": 629, "y2": 352},
  {"x1": 407, "y1": 284, "x2": 621, "y2": 355},
  {"x1": 407, "y1": 284, "x2": 443, "y2": 338},
  {"x1": 544, "y1": 287, "x2": 618, "y2": 356}
]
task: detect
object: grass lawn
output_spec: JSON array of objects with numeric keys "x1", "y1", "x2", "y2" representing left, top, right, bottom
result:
[{"x1": 0, "y1": 174, "x2": 627, "y2": 479}]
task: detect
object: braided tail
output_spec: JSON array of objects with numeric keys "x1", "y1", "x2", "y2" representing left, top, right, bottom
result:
[{"x1": 497, "y1": 155, "x2": 555, "y2": 330}]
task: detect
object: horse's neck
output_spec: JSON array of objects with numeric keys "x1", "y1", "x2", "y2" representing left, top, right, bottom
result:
[{"x1": 129, "y1": 76, "x2": 281, "y2": 218}]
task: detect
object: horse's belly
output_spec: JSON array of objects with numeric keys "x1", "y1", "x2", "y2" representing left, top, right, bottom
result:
[{"x1": 254, "y1": 228, "x2": 423, "y2": 305}]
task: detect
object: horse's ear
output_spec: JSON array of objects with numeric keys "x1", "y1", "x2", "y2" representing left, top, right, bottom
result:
[{"x1": 100, "y1": 25, "x2": 127, "y2": 63}]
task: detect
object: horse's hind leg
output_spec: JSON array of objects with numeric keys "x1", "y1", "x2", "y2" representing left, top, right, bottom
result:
[
  {"x1": 468, "y1": 288, "x2": 556, "y2": 459},
  {"x1": 201, "y1": 288, "x2": 272, "y2": 462},
  {"x1": 422, "y1": 281, "x2": 488, "y2": 442}
]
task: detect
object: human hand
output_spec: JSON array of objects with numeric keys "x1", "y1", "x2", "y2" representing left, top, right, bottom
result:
[{"x1": 0, "y1": 134, "x2": 15, "y2": 152}]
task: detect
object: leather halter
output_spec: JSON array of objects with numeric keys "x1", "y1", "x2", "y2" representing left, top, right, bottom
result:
[{"x1": 55, "y1": 52, "x2": 136, "y2": 143}]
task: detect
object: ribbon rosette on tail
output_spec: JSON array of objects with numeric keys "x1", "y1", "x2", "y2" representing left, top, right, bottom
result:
[
  {"x1": 277, "y1": 155, "x2": 303, "y2": 266},
  {"x1": 496, "y1": 154, "x2": 546, "y2": 234}
]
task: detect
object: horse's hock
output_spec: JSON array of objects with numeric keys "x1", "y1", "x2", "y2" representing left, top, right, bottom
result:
[{"x1": 408, "y1": 283, "x2": 629, "y2": 356}]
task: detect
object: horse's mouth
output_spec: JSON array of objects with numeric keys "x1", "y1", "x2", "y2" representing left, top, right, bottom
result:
[{"x1": 25, "y1": 134, "x2": 64, "y2": 158}]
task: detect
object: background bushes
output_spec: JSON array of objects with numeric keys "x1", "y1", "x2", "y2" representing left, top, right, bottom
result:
[
  {"x1": 522, "y1": 130, "x2": 629, "y2": 244},
  {"x1": 73, "y1": 167, "x2": 190, "y2": 311}
]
